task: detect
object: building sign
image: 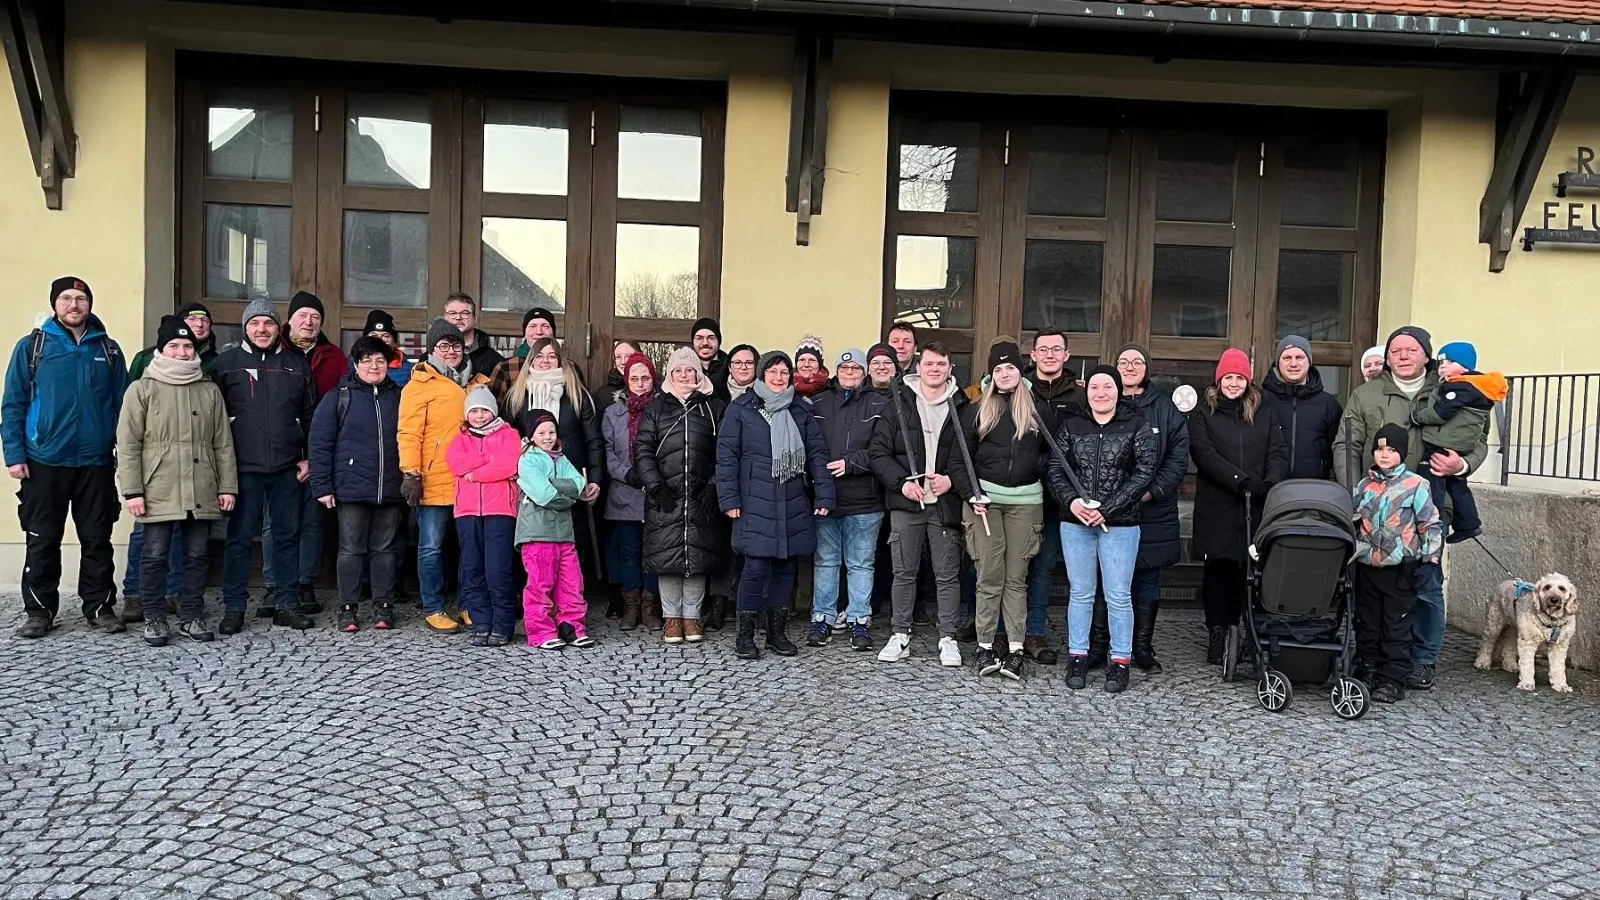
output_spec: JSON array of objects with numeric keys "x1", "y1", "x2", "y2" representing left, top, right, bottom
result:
[{"x1": 1523, "y1": 147, "x2": 1600, "y2": 251}]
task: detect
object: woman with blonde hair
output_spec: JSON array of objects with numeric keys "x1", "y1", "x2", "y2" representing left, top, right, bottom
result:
[{"x1": 950, "y1": 340, "x2": 1052, "y2": 680}]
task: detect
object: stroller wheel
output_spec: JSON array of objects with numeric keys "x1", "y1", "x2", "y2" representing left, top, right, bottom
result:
[
  {"x1": 1256, "y1": 669, "x2": 1292, "y2": 712},
  {"x1": 1221, "y1": 626, "x2": 1240, "y2": 683},
  {"x1": 1330, "y1": 677, "x2": 1370, "y2": 720}
]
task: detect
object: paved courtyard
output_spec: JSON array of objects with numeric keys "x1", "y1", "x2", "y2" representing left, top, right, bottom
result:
[{"x1": 1, "y1": 596, "x2": 1597, "y2": 900}]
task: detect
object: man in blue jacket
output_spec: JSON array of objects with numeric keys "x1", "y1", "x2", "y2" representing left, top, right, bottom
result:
[{"x1": 4, "y1": 277, "x2": 129, "y2": 638}]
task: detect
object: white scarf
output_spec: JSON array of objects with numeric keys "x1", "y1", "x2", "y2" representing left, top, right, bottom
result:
[{"x1": 525, "y1": 366, "x2": 566, "y2": 413}]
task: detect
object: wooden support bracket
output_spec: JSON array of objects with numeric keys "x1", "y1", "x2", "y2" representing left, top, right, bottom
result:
[
  {"x1": 2, "y1": 0, "x2": 74, "y2": 209},
  {"x1": 785, "y1": 32, "x2": 833, "y2": 246},
  {"x1": 1479, "y1": 69, "x2": 1574, "y2": 272}
]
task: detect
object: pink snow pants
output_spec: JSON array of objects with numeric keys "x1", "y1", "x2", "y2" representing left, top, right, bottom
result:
[{"x1": 521, "y1": 541, "x2": 586, "y2": 645}]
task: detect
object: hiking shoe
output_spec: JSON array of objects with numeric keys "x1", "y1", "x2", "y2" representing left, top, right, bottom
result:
[
  {"x1": 1445, "y1": 526, "x2": 1481, "y2": 545},
  {"x1": 1000, "y1": 650, "x2": 1025, "y2": 681},
  {"x1": 939, "y1": 636, "x2": 962, "y2": 668},
  {"x1": 1206, "y1": 626, "x2": 1227, "y2": 665},
  {"x1": 91, "y1": 608, "x2": 126, "y2": 634},
  {"x1": 1372, "y1": 680, "x2": 1404, "y2": 703},
  {"x1": 297, "y1": 585, "x2": 323, "y2": 615},
  {"x1": 218, "y1": 610, "x2": 245, "y2": 635},
  {"x1": 176, "y1": 618, "x2": 215, "y2": 642},
  {"x1": 425, "y1": 612, "x2": 461, "y2": 633},
  {"x1": 374, "y1": 604, "x2": 395, "y2": 630},
  {"x1": 121, "y1": 595, "x2": 144, "y2": 623},
  {"x1": 1066, "y1": 654, "x2": 1089, "y2": 690},
  {"x1": 470, "y1": 632, "x2": 490, "y2": 647},
  {"x1": 1024, "y1": 636, "x2": 1058, "y2": 666},
  {"x1": 338, "y1": 605, "x2": 358, "y2": 633},
  {"x1": 974, "y1": 646, "x2": 1001, "y2": 676},
  {"x1": 455, "y1": 608, "x2": 473, "y2": 628},
  {"x1": 806, "y1": 622, "x2": 831, "y2": 647},
  {"x1": 487, "y1": 632, "x2": 510, "y2": 647},
  {"x1": 955, "y1": 616, "x2": 977, "y2": 642},
  {"x1": 1406, "y1": 664, "x2": 1436, "y2": 691},
  {"x1": 272, "y1": 608, "x2": 314, "y2": 630},
  {"x1": 16, "y1": 610, "x2": 52, "y2": 639},
  {"x1": 537, "y1": 637, "x2": 567, "y2": 651},
  {"x1": 143, "y1": 615, "x2": 171, "y2": 647},
  {"x1": 1104, "y1": 662, "x2": 1130, "y2": 694},
  {"x1": 663, "y1": 617, "x2": 685, "y2": 645},
  {"x1": 850, "y1": 624, "x2": 871, "y2": 651},
  {"x1": 683, "y1": 619, "x2": 704, "y2": 644},
  {"x1": 877, "y1": 632, "x2": 911, "y2": 662}
]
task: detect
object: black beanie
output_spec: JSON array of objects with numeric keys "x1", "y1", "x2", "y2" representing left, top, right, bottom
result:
[
  {"x1": 50, "y1": 276, "x2": 91, "y2": 308},
  {"x1": 364, "y1": 308, "x2": 397, "y2": 337},
  {"x1": 156, "y1": 315, "x2": 195, "y2": 350},
  {"x1": 866, "y1": 342, "x2": 896, "y2": 366},
  {"x1": 287, "y1": 291, "x2": 324, "y2": 321},
  {"x1": 987, "y1": 340, "x2": 1022, "y2": 373},
  {"x1": 523, "y1": 307, "x2": 557, "y2": 334},
  {"x1": 691, "y1": 317, "x2": 721, "y2": 343},
  {"x1": 758, "y1": 350, "x2": 793, "y2": 377},
  {"x1": 527, "y1": 409, "x2": 559, "y2": 437},
  {"x1": 178, "y1": 301, "x2": 211, "y2": 321},
  {"x1": 1373, "y1": 423, "x2": 1409, "y2": 456},
  {"x1": 1385, "y1": 326, "x2": 1433, "y2": 363},
  {"x1": 1086, "y1": 364, "x2": 1123, "y2": 399}
]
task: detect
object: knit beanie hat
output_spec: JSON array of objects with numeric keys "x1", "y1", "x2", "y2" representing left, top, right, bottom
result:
[
  {"x1": 156, "y1": 315, "x2": 194, "y2": 350},
  {"x1": 1215, "y1": 348, "x2": 1252, "y2": 383},
  {"x1": 759, "y1": 350, "x2": 793, "y2": 378},
  {"x1": 287, "y1": 291, "x2": 324, "y2": 321},
  {"x1": 364, "y1": 309, "x2": 397, "y2": 337},
  {"x1": 1114, "y1": 341, "x2": 1149, "y2": 365},
  {"x1": 1373, "y1": 423, "x2": 1409, "y2": 456},
  {"x1": 1276, "y1": 334, "x2": 1313, "y2": 365},
  {"x1": 623, "y1": 351, "x2": 658, "y2": 386},
  {"x1": 50, "y1": 276, "x2": 91, "y2": 308},
  {"x1": 795, "y1": 336, "x2": 824, "y2": 366},
  {"x1": 835, "y1": 348, "x2": 867, "y2": 370},
  {"x1": 1386, "y1": 325, "x2": 1433, "y2": 361},
  {"x1": 1362, "y1": 345, "x2": 1385, "y2": 364},
  {"x1": 464, "y1": 384, "x2": 498, "y2": 417},
  {"x1": 666, "y1": 346, "x2": 704, "y2": 377},
  {"x1": 866, "y1": 342, "x2": 896, "y2": 366},
  {"x1": 522, "y1": 307, "x2": 556, "y2": 334},
  {"x1": 178, "y1": 301, "x2": 210, "y2": 321},
  {"x1": 691, "y1": 317, "x2": 722, "y2": 343},
  {"x1": 1086, "y1": 364, "x2": 1123, "y2": 399},
  {"x1": 1437, "y1": 341, "x2": 1477, "y2": 371},
  {"x1": 987, "y1": 340, "x2": 1022, "y2": 372},
  {"x1": 425, "y1": 316, "x2": 464, "y2": 350},
  {"x1": 241, "y1": 296, "x2": 279, "y2": 329},
  {"x1": 526, "y1": 409, "x2": 558, "y2": 435}
]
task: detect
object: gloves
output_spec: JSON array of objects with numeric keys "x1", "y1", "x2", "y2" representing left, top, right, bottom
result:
[
  {"x1": 401, "y1": 473, "x2": 423, "y2": 507},
  {"x1": 624, "y1": 466, "x2": 642, "y2": 489},
  {"x1": 649, "y1": 484, "x2": 678, "y2": 513}
]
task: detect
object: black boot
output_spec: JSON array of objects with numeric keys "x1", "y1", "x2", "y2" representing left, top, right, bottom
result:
[
  {"x1": 1132, "y1": 600, "x2": 1163, "y2": 673},
  {"x1": 1086, "y1": 598, "x2": 1109, "y2": 669},
  {"x1": 703, "y1": 595, "x2": 728, "y2": 632},
  {"x1": 765, "y1": 608, "x2": 799, "y2": 657},
  {"x1": 735, "y1": 610, "x2": 761, "y2": 660},
  {"x1": 605, "y1": 584, "x2": 624, "y2": 619},
  {"x1": 1206, "y1": 626, "x2": 1227, "y2": 665}
]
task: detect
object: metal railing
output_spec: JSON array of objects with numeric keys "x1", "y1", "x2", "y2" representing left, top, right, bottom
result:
[{"x1": 1498, "y1": 373, "x2": 1600, "y2": 483}]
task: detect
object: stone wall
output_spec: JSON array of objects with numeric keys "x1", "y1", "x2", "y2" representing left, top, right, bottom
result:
[{"x1": 1445, "y1": 483, "x2": 1600, "y2": 671}]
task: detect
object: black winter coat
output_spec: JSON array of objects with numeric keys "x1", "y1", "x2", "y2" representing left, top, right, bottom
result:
[
  {"x1": 717, "y1": 391, "x2": 836, "y2": 559},
  {"x1": 704, "y1": 351, "x2": 731, "y2": 404},
  {"x1": 212, "y1": 341, "x2": 316, "y2": 476},
  {"x1": 1045, "y1": 403, "x2": 1158, "y2": 527},
  {"x1": 868, "y1": 378, "x2": 969, "y2": 526},
  {"x1": 1260, "y1": 367, "x2": 1342, "y2": 481},
  {"x1": 308, "y1": 372, "x2": 403, "y2": 505},
  {"x1": 590, "y1": 369, "x2": 628, "y2": 424},
  {"x1": 635, "y1": 390, "x2": 728, "y2": 576},
  {"x1": 1189, "y1": 395, "x2": 1291, "y2": 563},
  {"x1": 1031, "y1": 374, "x2": 1084, "y2": 520},
  {"x1": 949, "y1": 397, "x2": 1051, "y2": 503},
  {"x1": 515, "y1": 391, "x2": 605, "y2": 488},
  {"x1": 806, "y1": 385, "x2": 887, "y2": 517},
  {"x1": 1125, "y1": 384, "x2": 1190, "y2": 569}
]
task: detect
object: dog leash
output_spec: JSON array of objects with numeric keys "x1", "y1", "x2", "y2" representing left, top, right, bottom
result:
[{"x1": 1466, "y1": 535, "x2": 1519, "y2": 582}]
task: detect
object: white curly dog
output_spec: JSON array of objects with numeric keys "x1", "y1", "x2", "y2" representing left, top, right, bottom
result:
[{"x1": 1474, "y1": 574, "x2": 1580, "y2": 693}]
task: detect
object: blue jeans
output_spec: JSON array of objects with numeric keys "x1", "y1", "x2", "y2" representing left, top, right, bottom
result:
[
  {"x1": 1025, "y1": 517, "x2": 1064, "y2": 637},
  {"x1": 124, "y1": 520, "x2": 182, "y2": 601},
  {"x1": 1412, "y1": 561, "x2": 1445, "y2": 666},
  {"x1": 261, "y1": 483, "x2": 323, "y2": 589},
  {"x1": 416, "y1": 504, "x2": 453, "y2": 614},
  {"x1": 810, "y1": 511, "x2": 883, "y2": 625},
  {"x1": 606, "y1": 520, "x2": 644, "y2": 592},
  {"x1": 1061, "y1": 523, "x2": 1139, "y2": 659},
  {"x1": 223, "y1": 470, "x2": 303, "y2": 611}
]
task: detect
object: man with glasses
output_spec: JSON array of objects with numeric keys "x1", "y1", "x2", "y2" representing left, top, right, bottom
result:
[
  {"x1": 5, "y1": 277, "x2": 129, "y2": 638},
  {"x1": 1020, "y1": 328, "x2": 1083, "y2": 664},
  {"x1": 691, "y1": 317, "x2": 730, "y2": 402},
  {"x1": 129, "y1": 302, "x2": 218, "y2": 380},
  {"x1": 444, "y1": 292, "x2": 504, "y2": 376}
]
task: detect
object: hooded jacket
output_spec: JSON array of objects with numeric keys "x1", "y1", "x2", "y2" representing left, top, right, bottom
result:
[
  {"x1": 868, "y1": 375, "x2": 969, "y2": 526},
  {"x1": 1126, "y1": 383, "x2": 1190, "y2": 569},
  {"x1": 212, "y1": 338, "x2": 316, "y2": 476},
  {"x1": 515, "y1": 446, "x2": 584, "y2": 545},
  {"x1": 445, "y1": 419, "x2": 521, "y2": 518},
  {"x1": 806, "y1": 381, "x2": 887, "y2": 517},
  {"x1": 398, "y1": 361, "x2": 492, "y2": 506},
  {"x1": 1189, "y1": 395, "x2": 1290, "y2": 562},
  {"x1": 591, "y1": 368, "x2": 628, "y2": 423},
  {"x1": 463, "y1": 328, "x2": 505, "y2": 378},
  {"x1": 115, "y1": 367, "x2": 237, "y2": 522},
  {"x1": 2, "y1": 315, "x2": 127, "y2": 468},
  {"x1": 1045, "y1": 401, "x2": 1158, "y2": 528},
  {"x1": 308, "y1": 371, "x2": 403, "y2": 505},
  {"x1": 1260, "y1": 366, "x2": 1342, "y2": 481},
  {"x1": 1354, "y1": 463, "x2": 1443, "y2": 567},
  {"x1": 635, "y1": 386, "x2": 728, "y2": 575},
  {"x1": 718, "y1": 389, "x2": 837, "y2": 559},
  {"x1": 1412, "y1": 370, "x2": 1508, "y2": 456}
]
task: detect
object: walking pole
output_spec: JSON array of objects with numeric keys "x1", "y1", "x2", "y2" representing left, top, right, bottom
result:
[
  {"x1": 581, "y1": 467, "x2": 607, "y2": 582},
  {"x1": 887, "y1": 377, "x2": 929, "y2": 508},
  {"x1": 1033, "y1": 411, "x2": 1108, "y2": 533},
  {"x1": 949, "y1": 410, "x2": 991, "y2": 535}
]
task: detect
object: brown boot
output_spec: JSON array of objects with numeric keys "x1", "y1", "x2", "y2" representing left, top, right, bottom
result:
[
  {"x1": 683, "y1": 618, "x2": 704, "y2": 644},
  {"x1": 663, "y1": 617, "x2": 684, "y2": 644},
  {"x1": 619, "y1": 589, "x2": 643, "y2": 632},
  {"x1": 643, "y1": 593, "x2": 664, "y2": 632}
]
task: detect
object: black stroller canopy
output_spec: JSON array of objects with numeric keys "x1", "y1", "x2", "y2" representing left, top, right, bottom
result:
[{"x1": 1256, "y1": 479, "x2": 1357, "y2": 550}]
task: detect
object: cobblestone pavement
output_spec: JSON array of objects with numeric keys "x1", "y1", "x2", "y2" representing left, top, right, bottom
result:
[{"x1": 2, "y1": 594, "x2": 1597, "y2": 900}]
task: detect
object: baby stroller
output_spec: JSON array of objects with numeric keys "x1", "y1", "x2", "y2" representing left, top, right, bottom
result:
[{"x1": 1222, "y1": 479, "x2": 1369, "y2": 720}]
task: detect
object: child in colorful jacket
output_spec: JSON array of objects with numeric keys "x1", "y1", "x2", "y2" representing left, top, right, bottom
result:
[
  {"x1": 1352, "y1": 423, "x2": 1443, "y2": 705},
  {"x1": 517, "y1": 410, "x2": 594, "y2": 650},
  {"x1": 445, "y1": 385, "x2": 522, "y2": 646},
  {"x1": 1411, "y1": 340, "x2": 1506, "y2": 544}
]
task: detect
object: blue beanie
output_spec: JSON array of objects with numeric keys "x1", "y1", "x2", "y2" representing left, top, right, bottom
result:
[{"x1": 1437, "y1": 341, "x2": 1477, "y2": 372}]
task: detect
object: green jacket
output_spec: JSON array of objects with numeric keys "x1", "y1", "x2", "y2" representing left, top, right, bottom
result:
[
  {"x1": 515, "y1": 445, "x2": 584, "y2": 545},
  {"x1": 115, "y1": 374, "x2": 239, "y2": 522},
  {"x1": 1331, "y1": 370, "x2": 1490, "y2": 490},
  {"x1": 127, "y1": 337, "x2": 218, "y2": 382}
]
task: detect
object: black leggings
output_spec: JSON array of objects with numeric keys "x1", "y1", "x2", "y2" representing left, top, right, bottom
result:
[
  {"x1": 1202, "y1": 558, "x2": 1247, "y2": 629},
  {"x1": 738, "y1": 556, "x2": 797, "y2": 613}
]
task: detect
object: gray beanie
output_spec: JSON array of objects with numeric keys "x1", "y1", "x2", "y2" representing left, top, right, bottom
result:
[
  {"x1": 241, "y1": 297, "x2": 279, "y2": 330},
  {"x1": 425, "y1": 316, "x2": 464, "y2": 350},
  {"x1": 1275, "y1": 334, "x2": 1312, "y2": 366},
  {"x1": 464, "y1": 384, "x2": 497, "y2": 417}
]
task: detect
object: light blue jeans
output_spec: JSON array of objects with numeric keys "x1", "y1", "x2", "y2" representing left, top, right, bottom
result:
[
  {"x1": 1061, "y1": 522, "x2": 1140, "y2": 660},
  {"x1": 415, "y1": 504, "x2": 454, "y2": 613},
  {"x1": 811, "y1": 511, "x2": 884, "y2": 625}
]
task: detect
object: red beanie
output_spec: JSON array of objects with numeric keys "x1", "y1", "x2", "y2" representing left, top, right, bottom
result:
[{"x1": 1215, "y1": 348, "x2": 1252, "y2": 384}]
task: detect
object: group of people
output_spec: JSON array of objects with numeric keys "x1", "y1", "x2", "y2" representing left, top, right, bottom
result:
[{"x1": 4, "y1": 276, "x2": 1496, "y2": 700}]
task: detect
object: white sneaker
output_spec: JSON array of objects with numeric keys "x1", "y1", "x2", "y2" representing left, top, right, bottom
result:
[
  {"x1": 832, "y1": 610, "x2": 848, "y2": 633},
  {"x1": 877, "y1": 632, "x2": 911, "y2": 662},
  {"x1": 938, "y1": 636, "x2": 962, "y2": 667}
]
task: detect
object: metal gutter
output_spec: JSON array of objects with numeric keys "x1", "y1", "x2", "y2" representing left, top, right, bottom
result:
[{"x1": 616, "y1": 0, "x2": 1600, "y2": 57}]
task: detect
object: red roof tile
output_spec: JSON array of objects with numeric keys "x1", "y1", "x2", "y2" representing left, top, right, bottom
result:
[{"x1": 1164, "y1": 1, "x2": 1600, "y2": 25}]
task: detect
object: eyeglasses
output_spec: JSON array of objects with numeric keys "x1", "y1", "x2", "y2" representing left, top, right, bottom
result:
[
  {"x1": 356, "y1": 357, "x2": 388, "y2": 368},
  {"x1": 1116, "y1": 359, "x2": 1147, "y2": 369},
  {"x1": 730, "y1": 360, "x2": 756, "y2": 368},
  {"x1": 434, "y1": 342, "x2": 464, "y2": 353},
  {"x1": 443, "y1": 310, "x2": 472, "y2": 320},
  {"x1": 1033, "y1": 346, "x2": 1067, "y2": 356}
]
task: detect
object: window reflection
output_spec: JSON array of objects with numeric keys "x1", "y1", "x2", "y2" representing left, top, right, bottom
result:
[
  {"x1": 346, "y1": 92, "x2": 432, "y2": 189},
  {"x1": 894, "y1": 235, "x2": 975, "y2": 330},
  {"x1": 204, "y1": 204, "x2": 291, "y2": 300},
  {"x1": 1156, "y1": 132, "x2": 1236, "y2": 223},
  {"x1": 1275, "y1": 250, "x2": 1352, "y2": 343},
  {"x1": 615, "y1": 224, "x2": 699, "y2": 319},
  {"x1": 1151, "y1": 245, "x2": 1230, "y2": 338},
  {"x1": 484, "y1": 99, "x2": 568, "y2": 196},
  {"x1": 618, "y1": 107, "x2": 701, "y2": 202},
  {"x1": 1023, "y1": 241, "x2": 1102, "y2": 333},
  {"x1": 481, "y1": 217, "x2": 566, "y2": 312},
  {"x1": 344, "y1": 211, "x2": 428, "y2": 307},
  {"x1": 207, "y1": 89, "x2": 293, "y2": 181},
  {"x1": 897, "y1": 119, "x2": 981, "y2": 213}
]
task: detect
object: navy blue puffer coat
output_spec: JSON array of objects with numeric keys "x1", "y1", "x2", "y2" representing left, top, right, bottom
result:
[
  {"x1": 308, "y1": 372, "x2": 403, "y2": 505},
  {"x1": 716, "y1": 391, "x2": 836, "y2": 559},
  {"x1": 1126, "y1": 381, "x2": 1190, "y2": 569}
]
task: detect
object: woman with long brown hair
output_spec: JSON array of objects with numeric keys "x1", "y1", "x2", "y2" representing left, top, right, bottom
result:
[{"x1": 1188, "y1": 348, "x2": 1289, "y2": 667}]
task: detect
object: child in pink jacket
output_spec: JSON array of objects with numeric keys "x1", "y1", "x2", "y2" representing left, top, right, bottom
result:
[{"x1": 445, "y1": 385, "x2": 522, "y2": 646}]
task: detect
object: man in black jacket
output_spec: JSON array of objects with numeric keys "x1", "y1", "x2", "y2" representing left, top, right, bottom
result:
[
  {"x1": 444, "y1": 292, "x2": 505, "y2": 376},
  {"x1": 691, "y1": 317, "x2": 730, "y2": 403},
  {"x1": 1020, "y1": 328, "x2": 1083, "y2": 664},
  {"x1": 212, "y1": 298, "x2": 317, "y2": 635},
  {"x1": 804, "y1": 349, "x2": 887, "y2": 651},
  {"x1": 869, "y1": 342, "x2": 968, "y2": 666},
  {"x1": 1260, "y1": 334, "x2": 1342, "y2": 481}
]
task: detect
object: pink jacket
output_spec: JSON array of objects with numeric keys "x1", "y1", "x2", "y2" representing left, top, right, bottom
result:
[{"x1": 444, "y1": 420, "x2": 522, "y2": 518}]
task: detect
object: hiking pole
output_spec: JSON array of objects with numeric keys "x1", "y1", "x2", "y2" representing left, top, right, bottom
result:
[
  {"x1": 581, "y1": 467, "x2": 607, "y2": 582},
  {"x1": 1032, "y1": 411, "x2": 1108, "y2": 533},
  {"x1": 949, "y1": 410, "x2": 991, "y2": 536},
  {"x1": 887, "y1": 378, "x2": 928, "y2": 509}
]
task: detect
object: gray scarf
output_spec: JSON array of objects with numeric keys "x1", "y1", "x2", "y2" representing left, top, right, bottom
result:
[
  {"x1": 145, "y1": 354, "x2": 204, "y2": 386},
  {"x1": 752, "y1": 382, "x2": 805, "y2": 483},
  {"x1": 429, "y1": 353, "x2": 474, "y2": 387}
]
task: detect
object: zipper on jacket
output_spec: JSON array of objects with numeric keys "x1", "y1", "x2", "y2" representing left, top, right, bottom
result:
[
  {"x1": 373, "y1": 384, "x2": 385, "y2": 505},
  {"x1": 681, "y1": 402, "x2": 691, "y2": 576}
]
